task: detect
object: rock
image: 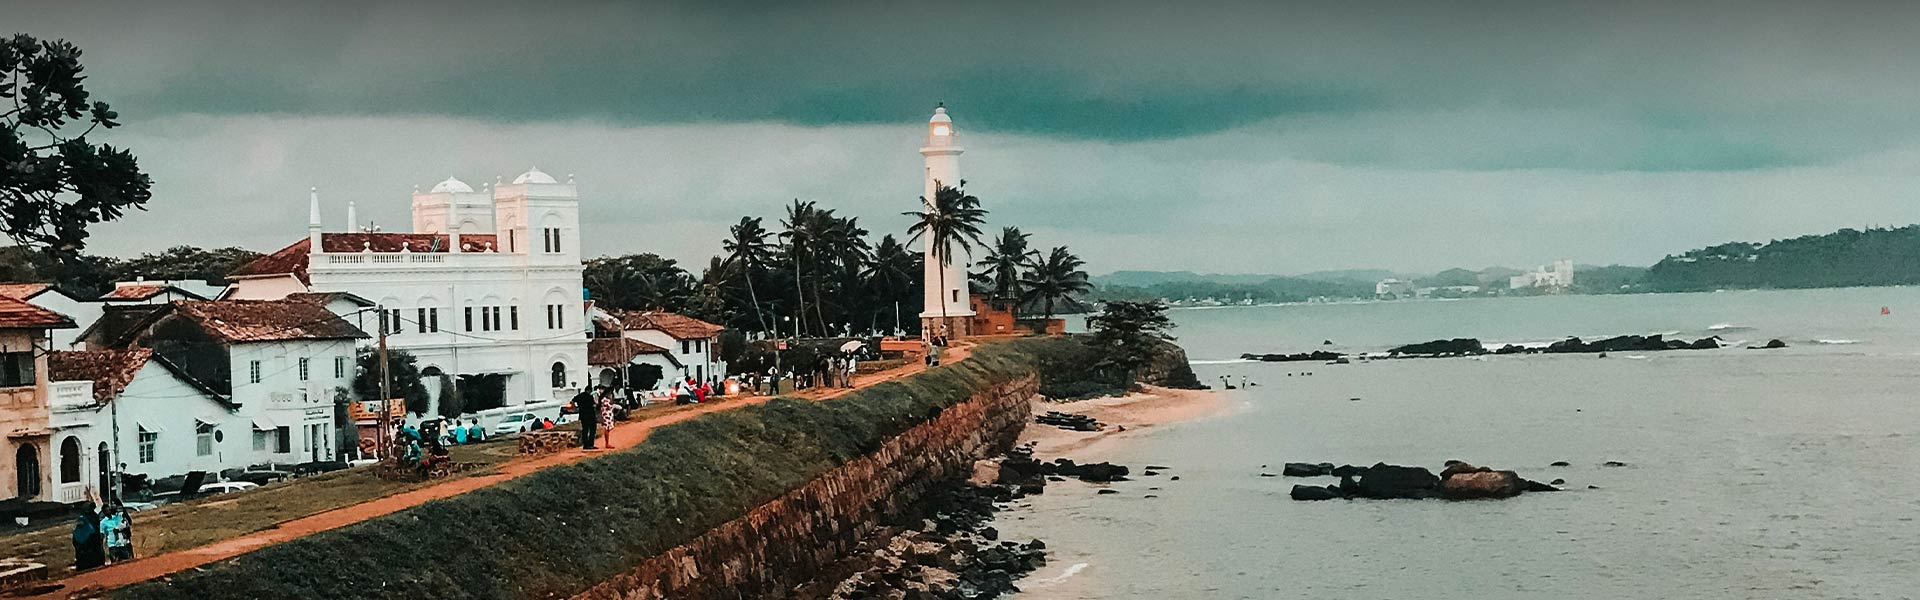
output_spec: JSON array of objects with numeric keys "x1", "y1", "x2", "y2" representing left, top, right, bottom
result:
[
  {"x1": 1439, "y1": 470, "x2": 1527, "y2": 499},
  {"x1": 1390, "y1": 338, "x2": 1486, "y2": 356},
  {"x1": 1144, "y1": 465, "x2": 1172, "y2": 470},
  {"x1": 1142, "y1": 470, "x2": 1160, "y2": 477},
  {"x1": 1290, "y1": 484, "x2": 1345, "y2": 500},
  {"x1": 1096, "y1": 489, "x2": 1118, "y2": 495},
  {"x1": 1549, "y1": 461, "x2": 1570, "y2": 467},
  {"x1": 1242, "y1": 350, "x2": 1346, "y2": 363},
  {"x1": 1524, "y1": 479, "x2": 1560, "y2": 492},
  {"x1": 1353, "y1": 463, "x2": 1440, "y2": 499},
  {"x1": 1438, "y1": 462, "x2": 1490, "y2": 479},
  {"x1": 1259, "y1": 472, "x2": 1277, "y2": 477},
  {"x1": 1169, "y1": 476, "x2": 1180, "y2": 481},
  {"x1": 1282, "y1": 462, "x2": 1332, "y2": 477},
  {"x1": 1587, "y1": 485, "x2": 1600, "y2": 489},
  {"x1": 1549, "y1": 478, "x2": 1565, "y2": 485},
  {"x1": 1046, "y1": 458, "x2": 1131, "y2": 482},
  {"x1": 1603, "y1": 461, "x2": 1627, "y2": 467},
  {"x1": 1330, "y1": 464, "x2": 1367, "y2": 478}
]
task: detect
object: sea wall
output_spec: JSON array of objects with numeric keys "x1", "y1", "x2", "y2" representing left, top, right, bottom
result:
[
  {"x1": 573, "y1": 375, "x2": 1037, "y2": 599},
  {"x1": 113, "y1": 338, "x2": 1062, "y2": 600}
]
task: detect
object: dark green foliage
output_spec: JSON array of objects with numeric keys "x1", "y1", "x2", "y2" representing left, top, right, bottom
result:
[
  {"x1": 1642, "y1": 225, "x2": 1920, "y2": 292},
  {"x1": 1, "y1": 34, "x2": 153, "y2": 258},
  {"x1": 0, "y1": 244, "x2": 260, "y2": 297},
  {"x1": 582, "y1": 253, "x2": 697, "y2": 312},
  {"x1": 352, "y1": 348, "x2": 429, "y2": 412},
  {"x1": 1093, "y1": 275, "x2": 1372, "y2": 303},
  {"x1": 973, "y1": 226, "x2": 1036, "y2": 310},
  {"x1": 1085, "y1": 300, "x2": 1176, "y2": 387},
  {"x1": 110, "y1": 338, "x2": 1072, "y2": 600},
  {"x1": 1019, "y1": 246, "x2": 1092, "y2": 319}
]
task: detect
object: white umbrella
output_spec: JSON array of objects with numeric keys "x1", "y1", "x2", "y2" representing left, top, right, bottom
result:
[{"x1": 838, "y1": 340, "x2": 865, "y2": 353}]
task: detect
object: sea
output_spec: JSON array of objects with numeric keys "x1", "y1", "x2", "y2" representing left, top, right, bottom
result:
[{"x1": 1002, "y1": 287, "x2": 1920, "y2": 599}]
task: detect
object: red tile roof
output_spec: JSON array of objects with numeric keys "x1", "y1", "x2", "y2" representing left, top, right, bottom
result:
[
  {"x1": 50, "y1": 348, "x2": 153, "y2": 402},
  {"x1": 611, "y1": 310, "x2": 723, "y2": 340},
  {"x1": 0, "y1": 283, "x2": 53, "y2": 300},
  {"x1": 170, "y1": 299, "x2": 368, "y2": 343},
  {"x1": 101, "y1": 284, "x2": 169, "y2": 300},
  {"x1": 0, "y1": 296, "x2": 77, "y2": 329},
  {"x1": 587, "y1": 337, "x2": 672, "y2": 365},
  {"x1": 228, "y1": 233, "x2": 502, "y2": 284}
]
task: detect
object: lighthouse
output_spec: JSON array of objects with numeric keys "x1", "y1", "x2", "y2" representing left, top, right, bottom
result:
[{"x1": 919, "y1": 104, "x2": 974, "y2": 339}]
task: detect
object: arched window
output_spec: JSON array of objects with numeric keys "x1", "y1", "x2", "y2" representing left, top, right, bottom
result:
[
  {"x1": 59, "y1": 437, "x2": 81, "y2": 484},
  {"x1": 550, "y1": 362, "x2": 568, "y2": 389},
  {"x1": 15, "y1": 443, "x2": 40, "y2": 498}
]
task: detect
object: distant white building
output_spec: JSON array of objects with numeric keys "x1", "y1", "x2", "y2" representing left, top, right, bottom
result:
[
  {"x1": 222, "y1": 169, "x2": 591, "y2": 417},
  {"x1": 593, "y1": 309, "x2": 726, "y2": 384},
  {"x1": 48, "y1": 348, "x2": 236, "y2": 501},
  {"x1": 1375, "y1": 278, "x2": 1415, "y2": 299},
  {"x1": 0, "y1": 283, "x2": 101, "y2": 349},
  {"x1": 1510, "y1": 260, "x2": 1575, "y2": 291}
]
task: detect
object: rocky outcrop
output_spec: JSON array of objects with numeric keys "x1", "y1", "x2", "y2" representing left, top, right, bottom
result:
[
  {"x1": 1285, "y1": 461, "x2": 1558, "y2": 502},
  {"x1": 1389, "y1": 338, "x2": 1486, "y2": 356},
  {"x1": 1240, "y1": 351, "x2": 1345, "y2": 363},
  {"x1": 1142, "y1": 339, "x2": 1207, "y2": 389},
  {"x1": 1381, "y1": 334, "x2": 1724, "y2": 358}
]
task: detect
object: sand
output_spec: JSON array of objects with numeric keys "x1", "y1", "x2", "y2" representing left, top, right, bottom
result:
[{"x1": 1018, "y1": 385, "x2": 1231, "y2": 459}]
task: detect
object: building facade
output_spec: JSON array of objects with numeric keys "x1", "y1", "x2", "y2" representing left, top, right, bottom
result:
[
  {"x1": 918, "y1": 105, "x2": 975, "y2": 339},
  {"x1": 0, "y1": 283, "x2": 101, "y2": 350},
  {"x1": 0, "y1": 297, "x2": 76, "y2": 502},
  {"x1": 1509, "y1": 260, "x2": 1575, "y2": 291},
  {"x1": 47, "y1": 348, "x2": 236, "y2": 503},
  {"x1": 223, "y1": 169, "x2": 591, "y2": 417}
]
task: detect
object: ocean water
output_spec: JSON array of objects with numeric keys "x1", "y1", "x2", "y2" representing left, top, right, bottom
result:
[{"x1": 1003, "y1": 288, "x2": 1920, "y2": 599}]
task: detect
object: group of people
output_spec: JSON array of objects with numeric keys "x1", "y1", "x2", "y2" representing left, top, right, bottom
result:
[
  {"x1": 71, "y1": 498, "x2": 135, "y2": 571},
  {"x1": 669, "y1": 376, "x2": 719, "y2": 405},
  {"x1": 753, "y1": 354, "x2": 861, "y2": 394},
  {"x1": 433, "y1": 418, "x2": 489, "y2": 445}
]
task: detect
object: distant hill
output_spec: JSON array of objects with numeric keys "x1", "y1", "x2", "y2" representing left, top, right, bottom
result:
[
  {"x1": 1091, "y1": 275, "x2": 1374, "y2": 304},
  {"x1": 1093, "y1": 270, "x2": 1279, "y2": 287},
  {"x1": 1294, "y1": 269, "x2": 1398, "y2": 283},
  {"x1": 1642, "y1": 225, "x2": 1920, "y2": 292},
  {"x1": 1572, "y1": 264, "x2": 1648, "y2": 293}
]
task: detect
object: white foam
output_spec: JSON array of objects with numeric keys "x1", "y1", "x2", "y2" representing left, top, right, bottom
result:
[
  {"x1": 1031, "y1": 562, "x2": 1090, "y2": 585},
  {"x1": 1814, "y1": 339, "x2": 1860, "y2": 345},
  {"x1": 1189, "y1": 358, "x2": 1257, "y2": 365}
]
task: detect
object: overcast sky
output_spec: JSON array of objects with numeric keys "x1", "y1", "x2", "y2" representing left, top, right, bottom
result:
[{"x1": 10, "y1": 0, "x2": 1920, "y2": 275}]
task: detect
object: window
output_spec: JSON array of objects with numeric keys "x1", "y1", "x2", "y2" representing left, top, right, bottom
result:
[
  {"x1": 138, "y1": 428, "x2": 157, "y2": 464},
  {"x1": 387, "y1": 308, "x2": 404, "y2": 335},
  {"x1": 253, "y1": 428, "x2": 268, "y2": 452},
  {"x1": 953, "y1": 289, "x2": 960, "y2": 303},
  {"x1": 429, "y1": 308, "x2": 440, "y2": 332},
  {"x1": 681, "y1": 340, "x2": 691, "y2": 354},
  {"x1": 509, "y1": 306, "x2": 520, "y2": 331},
  {"x1": 334, "y1": 356, "x2": 348, "y2": 379},
  {"x1": 59, "y1": 437, "x2": 81, "y2": 483},
  {"x1": 477, "y1": 306, "x2": 502, "y2": 332},
  {"x1": 0, "y1": 351, "x2": 34, "y2": 387},
  {"x1": 249, "y1": 360, "x2": 262, "y2": 384},
  {"x1": 464, "y1": 306, "x2": 475, "y2": 331},
  {"x1": 550, "y1": 362, "x2": 567, "y2": 389},
  {"x1": 275, "y1": 426, "x2": 292, "y2": 453},
  {"x1": 546, "y1": 304, "x2": 567, "y2": 330},
  {"x1": 413, "y1": 307, "x2": 440, "y2": 333},
  {"x1": 542, "y1": 227, "x2": 563, "y2": 253},
  {"x1": 196, "y1": 422, "x2": 215, "y2": 456},
  {"x1": 417, "y1": 308, "x2": 428, "y2": 333},
  {"x1": 298, "y1": 357, "x2": 310, "y2": 381}
]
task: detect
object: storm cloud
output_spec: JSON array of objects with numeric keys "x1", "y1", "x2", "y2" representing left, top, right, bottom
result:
[{"x1": 8, "y1": 0, "x2": 1920, "y2": 273}]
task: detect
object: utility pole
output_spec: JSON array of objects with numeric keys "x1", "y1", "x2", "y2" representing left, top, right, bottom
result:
[{"x1": 377, "y1": 306, "x2": 393, "y2": 460}]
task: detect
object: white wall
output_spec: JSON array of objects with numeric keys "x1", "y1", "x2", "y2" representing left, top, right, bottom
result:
[
  {"x1": 226, "y1": 339, "x2": 354, "y2": 465},
  {"x1": 224, "y1": 274, "x2": 310, "y2": 301},
  {"x1": 28, "y1": 291, "x2": 101, "y2": 350}
]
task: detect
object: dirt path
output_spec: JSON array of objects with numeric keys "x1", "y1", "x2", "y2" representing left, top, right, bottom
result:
[{"x1": 27, "y1": 342, "x2": 974, "y2": 599}]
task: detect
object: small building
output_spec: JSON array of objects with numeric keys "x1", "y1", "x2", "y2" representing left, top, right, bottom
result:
[
  {"x1": 1509, "y1": 260, "x2": 1575, "y2": 292},
  {"x1": 0, "y1": 283, "x2": 102, "y2": 350},
  {"x1": 0, "y1": 297, "x2": 77, "y2": 502},
  {"x1": 47, "y1": 348, "x2": 235, "y2": 503},
  {"x1": 93, "y1": 299, "x2": 368, "y2": 466},
  {"x1": 97, "y1": 280, "x2": 211, "y2": 305},
  {"x1": 596, "y1": 310, "x2": 725, "y2": 383},
  {"x1": 1375, "y1": 278, "x2": 1415, "y2": 299},
  {"x1": 586, "y1": 337, "x2": 679, "y2": 395},
  {"x1": 968, "y1": 296, "x2": 1017, "y2": 336}
]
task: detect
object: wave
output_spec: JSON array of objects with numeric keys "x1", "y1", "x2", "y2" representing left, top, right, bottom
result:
[
  {"x1": 1707, "y1": 323, "x2": 1754, "y2": 331},
  {"x1": 1189, "y1": 358, "x2": 1257, "y2": 365},
  {"x1": 1029, "y1": 562, "x2": 1090, "y2": 586},
  {"x1": 1814, "y1": 339, "x2": 1860, "y2": 345}
]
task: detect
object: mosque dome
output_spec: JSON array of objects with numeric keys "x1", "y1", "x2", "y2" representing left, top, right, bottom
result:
[
  {"x1": 513, "y1": 167, "x2": 558, "y2": 184},
  {"x1": 430, "y1": 177, "x2": 474, "y2": 194}
]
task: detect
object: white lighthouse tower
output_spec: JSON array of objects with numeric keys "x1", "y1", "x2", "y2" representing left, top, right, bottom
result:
[{"x1": 919, "y1": 103, "x2": 974, "y2": 339}]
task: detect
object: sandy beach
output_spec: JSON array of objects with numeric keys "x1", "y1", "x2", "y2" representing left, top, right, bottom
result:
[{"x1": 1018, "y1": 385, "x2": 1233, "y2": 459}]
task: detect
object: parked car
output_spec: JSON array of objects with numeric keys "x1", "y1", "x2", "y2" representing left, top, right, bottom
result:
[
  {"x1": 198, "y1": 481, "x2": 260, "y2": 496},
  {"x1": 493, "y1": 413, "x2": 539, "y2": 436}
]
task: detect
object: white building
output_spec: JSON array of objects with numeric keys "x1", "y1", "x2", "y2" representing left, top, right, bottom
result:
[
  {"x1": 919, "y1": 104, "x2": 975, "y2": 339},
  {"x1": 97, "y1": 280, "x2": 213, "y2": 305},
  {"x1": 47, "y1": 348, "x2": 236, "y2": 502},
  {"x1": 0, "y1": 296, "x2": 76, "y2": 503},
  {"x1": 1509, "y1": 260, "x2": 1575, "y2": 291},
  {"x1": 223, "y1": 168, "x2": 591, "y2": 417},
  {"x1": 1374, "y1": 278, "x2": 1414, "y2": 299},
  {"x1": 92, "y1": 299, "x2": 366, "y2": 468},
  {"x1": 0, "y1": 283, "x2": 101, "y2": 349},
  {"x1": 593, "y1": 309, "x2": 725, "y2": 384}
]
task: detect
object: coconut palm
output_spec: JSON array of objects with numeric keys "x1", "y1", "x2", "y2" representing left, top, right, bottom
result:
[
  {"x1": 904, "y1": 181, "x2": 988, "y2": 334},
  {"x1": 975, "y1": 226, "x2": 1037, "y2": 311},
  {"x1": 722, "y1": 216, "x2": 775, "y2": 334},
  {"x1": 778, "y1": 200, "x2": 820, "y2": 336},
  {"x1": 1018, "y1": 246, "x2": 1092, "y2": 321},
  {"x1": 863, "y1": 234, "x2": 921, "y2": 334}
]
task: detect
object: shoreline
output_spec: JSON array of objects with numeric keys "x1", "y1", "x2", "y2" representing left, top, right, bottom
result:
[{"x1": 998, "y1": 384, "x2": 1233, "y2": 599}]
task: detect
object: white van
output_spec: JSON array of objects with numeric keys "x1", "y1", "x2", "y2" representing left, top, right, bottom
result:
[{"x1": 474, "y1": 400, "x2": 567, "y2": 436}]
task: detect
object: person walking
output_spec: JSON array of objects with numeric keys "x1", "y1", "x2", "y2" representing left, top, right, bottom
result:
[
  {"x1": 101, "y1": 504, "x2": 133, "y2": 563},
  {"x1": 72, "y1": 502, "x2": 106, "y2": 570},
  {"x1": 597, "y1": 386, "x2": 617, "y2": 449},
  {"x1": 574, "y1": 386, "x2": 600, "y2": 450}
]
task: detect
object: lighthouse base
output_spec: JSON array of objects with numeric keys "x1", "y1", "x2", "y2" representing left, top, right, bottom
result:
[{"x1": 920, "y1": 315, "x2": 973, "y2": 342}]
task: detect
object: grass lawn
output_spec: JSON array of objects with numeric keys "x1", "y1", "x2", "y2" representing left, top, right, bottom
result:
[{"x1": 0, "y1": 439, "x2": 517, "y2": 574}]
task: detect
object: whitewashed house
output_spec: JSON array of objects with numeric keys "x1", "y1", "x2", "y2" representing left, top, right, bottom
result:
[
  {"x1": 47, "y1": 348, "x2": 236, "y2": 502},
  {"x1": 1509, "y1": 260, "x2": 1575, "y2": 291},
  {"x1": 92, "y1": 299, "x2": 367, "y2": 466},
  {"x1": 97, "y1": 280, "x2": 213, "y2": 305},
  {"x1": 0, "y1": 283, "x2": 101, "y2": 349},
  {"x1": 222, "y1": 168, "x2": 591, "y2": 417},
  {"x1": 0, "y1": 297, "x2": 76, "y2": 502},
  {"x1": 594, "y1": 309, "x2": 726, "y2": 383},
  {"x1": 586, "y1": 337, "x2": 680, "y2": 394}
]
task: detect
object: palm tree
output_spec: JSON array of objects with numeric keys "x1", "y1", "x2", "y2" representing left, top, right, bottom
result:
[
  {"x1": 904, "y1": 181, "x2": 988, "y2": 336},
  {"x1": 778, "y1": 200, "x2": 819, "y2": 337},
  {"x1": 975, "y1": 226, "x2": 1037, "y2": 311},
  {"x1": 722, "y1": 216, "x2": 775, "y2": 335},
  {"x1": 864, "y1": 234, "x2": 920, "y2": 334},
  {"x1": 816, "y1": 214, "x2": 871, "y2": 334},
  {"x1": 1018, "y1": 246, "x2": 1092, "y2": 322}
]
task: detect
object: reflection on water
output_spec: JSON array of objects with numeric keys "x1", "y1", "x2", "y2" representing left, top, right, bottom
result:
[{"x1": 1004, "y1": 288, "x2": 1920, "y2": 599}]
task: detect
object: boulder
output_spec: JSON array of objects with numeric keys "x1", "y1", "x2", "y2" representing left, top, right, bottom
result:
[
  {"x1": 1438, "y1": 462, "x2": 1490, "y2": 479},
  {"x1": 1439, "y1": 470, "x2": 1527, "y2": 499},
  {"x1": 1353, "y1": 463, "x2": 1440, "y2": 499},
  {"x1": 1330, "y1": 464, "x2": 1367, "y2": 478},
  {"x1": 1290, "y1": 485, "x2": 1345, "y2": 501},
  {"x1": 1389, "y1": 338, "x2": 1486, "y2": 356},
  {"x1": 1549, "y1": 461, "x2": 1570, "y2": 467},
  {"x1": 1282, "y1": 462, "x2": 1332, "y2": 477}
]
